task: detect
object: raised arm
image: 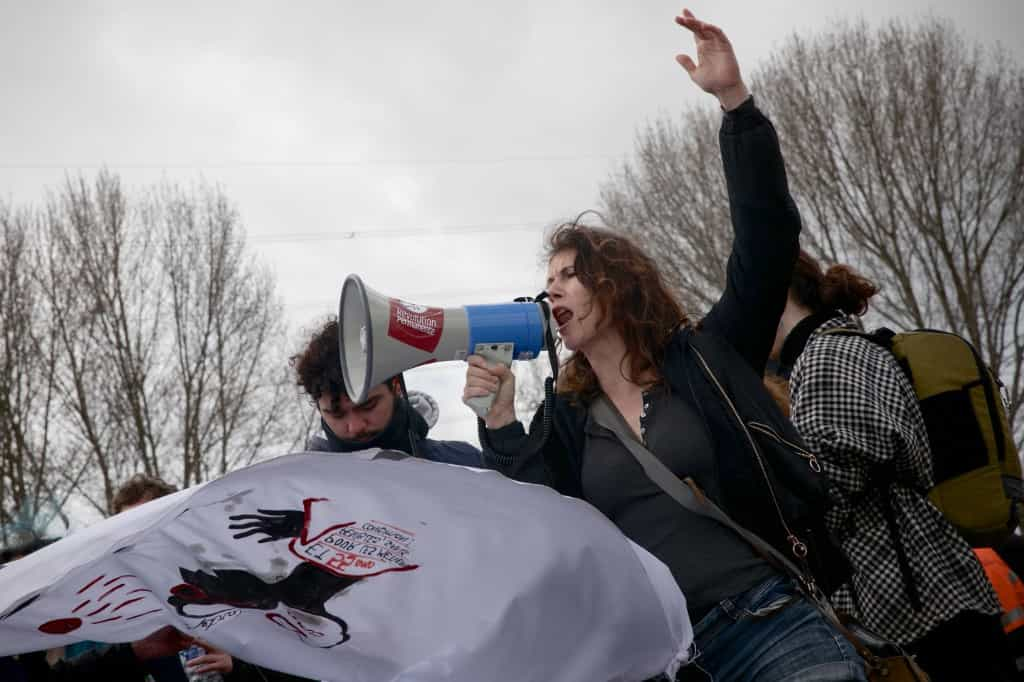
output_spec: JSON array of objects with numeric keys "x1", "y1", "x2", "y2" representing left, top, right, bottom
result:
[{"x1": 677, "y1": 9, "x2": 802, "y2": 374}]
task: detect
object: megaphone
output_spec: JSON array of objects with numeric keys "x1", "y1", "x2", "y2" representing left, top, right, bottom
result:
[{"x1": 339, "y1": 275, "x2": 550, "y2": 418}]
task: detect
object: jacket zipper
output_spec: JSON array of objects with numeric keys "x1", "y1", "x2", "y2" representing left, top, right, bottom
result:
[
  {"x1": 748, "y1": 421, "x2": 822, "y2": 473},
  {"x1": 691, "y1": 345, "x2": 809, "y2": 560}
]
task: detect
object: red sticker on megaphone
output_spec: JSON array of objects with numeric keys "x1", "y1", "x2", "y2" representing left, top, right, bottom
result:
[{"x1": 388, "y1": 299, "x2": 445, "y2": 353}]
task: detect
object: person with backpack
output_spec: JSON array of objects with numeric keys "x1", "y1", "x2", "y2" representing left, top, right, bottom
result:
[
  {"x1": 463, "y1": 11, "x2": 865, "y2": 681},
  {"x1": 771, "y1": 250, "x2": 1016, "y2": 681}
]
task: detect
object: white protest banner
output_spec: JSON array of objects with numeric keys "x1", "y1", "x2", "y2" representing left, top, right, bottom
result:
[{"x1": 0, "y1": 451, "x2": 691, "y2": 681}]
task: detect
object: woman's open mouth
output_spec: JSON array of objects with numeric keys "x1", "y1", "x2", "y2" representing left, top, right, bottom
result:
[{"x1": 553, "y1": 307, "x2": 574, "y2": 330}]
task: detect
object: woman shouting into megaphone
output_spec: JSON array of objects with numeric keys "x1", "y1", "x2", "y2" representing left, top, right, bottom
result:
[{"x1": 462, "y1": 10, "x2": 868, "y2": 682}]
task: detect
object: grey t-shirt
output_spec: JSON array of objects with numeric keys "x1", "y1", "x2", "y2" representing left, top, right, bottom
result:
[{"x1": 582, "y1": 387, "x2": 776, "y2": 621}]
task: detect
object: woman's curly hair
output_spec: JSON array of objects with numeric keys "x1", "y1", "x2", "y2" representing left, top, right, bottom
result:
[{"x1": 547, "y1": 222, "x2": 688, "y2": 402}]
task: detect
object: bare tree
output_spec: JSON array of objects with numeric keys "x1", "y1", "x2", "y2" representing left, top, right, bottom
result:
[
  {"x1": 601, "y1": 106, "x2": 731, "y2": 316},
  {"x1": 32, "y1": 174, "x2": 165, "y2": 514},
  {"x1": 600, "y1": 18, "x2": 1024, "y2": 443},
  {"x1": 2, "y1": 171, "x2": 304, "y2": 518},
  {"x1": 754, "y1": 18, "x2": 1024, "y2": 437},
  {"x1": 159, "y1": 184, "x2": 299, "y2": 484},
  {"x1": 0, "y1": 205, "x2": 72, "y2": 543}
]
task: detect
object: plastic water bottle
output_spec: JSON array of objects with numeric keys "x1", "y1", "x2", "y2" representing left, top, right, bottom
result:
[{"x1": 177, "y1": 644, "x2": 224, "y2": 682}]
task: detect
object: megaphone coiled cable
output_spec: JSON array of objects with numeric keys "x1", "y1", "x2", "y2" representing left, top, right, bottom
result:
[{"x1": 477, "y1": 295, "x2": 558, "y2": 467}]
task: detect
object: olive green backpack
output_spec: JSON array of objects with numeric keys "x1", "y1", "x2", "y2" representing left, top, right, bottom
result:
[{"x1": 826, "y1": 327, "x2": 1022, "y2": 547}]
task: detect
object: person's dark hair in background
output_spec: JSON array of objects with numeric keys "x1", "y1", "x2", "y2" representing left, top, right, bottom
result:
[
  {"x1": 771, "y1": 250, "x2": 878, "y2": 378},
  {"x1": 111, "y1": 474, "x2": 178, "y2": 515},
  {"x1": 790, "y1": 251, "x2": 876, "y2": 314}
]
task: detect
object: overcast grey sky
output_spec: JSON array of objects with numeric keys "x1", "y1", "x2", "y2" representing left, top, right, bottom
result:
[{"x1": 3, "y1": 0, "x2": 1021, "y2": 447}]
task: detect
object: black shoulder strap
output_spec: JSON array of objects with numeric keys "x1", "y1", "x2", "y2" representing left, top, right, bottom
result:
[
  {"x1": 589, "y1": 395, "x2": 811, "y2": 585},
  {"x1": 589, "y1": 395, "x2": 929, "y2": 677}
]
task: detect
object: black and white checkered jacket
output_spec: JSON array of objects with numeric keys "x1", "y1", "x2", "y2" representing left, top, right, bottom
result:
[{"x1": 788, "y1": 315, "x2": 999, "y2": 646}]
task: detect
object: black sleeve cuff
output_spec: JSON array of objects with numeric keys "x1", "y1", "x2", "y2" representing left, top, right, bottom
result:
[
  {"x1": 477, "y1": 413, "x2": 532, "y2": 466},
  {"x1": 720, "y1": 95, "x2": 763, "y2": 134},
  {"x1": 481, "y1": 417, "x2": 524, "y2": 454}
]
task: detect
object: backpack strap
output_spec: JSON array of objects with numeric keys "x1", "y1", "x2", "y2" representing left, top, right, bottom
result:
[
  {"x1": 873, "y1": 465, "x2": 924, "y2": 612},
  {"x1": 819, "y1": 325, "x2": 895, "y2": 349}
]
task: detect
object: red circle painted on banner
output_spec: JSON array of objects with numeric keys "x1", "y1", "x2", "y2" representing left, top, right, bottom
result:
[{"x1": 38, "y1": 618, "x2": 82, "y2": 634}]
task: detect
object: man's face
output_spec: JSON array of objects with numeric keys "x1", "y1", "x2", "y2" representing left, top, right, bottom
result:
[{"x1": 318, "y1": 382, "x2": 398, "y2": 442}]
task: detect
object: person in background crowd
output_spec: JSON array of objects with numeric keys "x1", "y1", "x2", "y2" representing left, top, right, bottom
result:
[
  {"x1": 292, "y1": 316, "x2": 480, "y2": 466},
  {"x1": 772, "y1": 250, "x2": 1016, "y2": 681},
  {"x1": 111, "y1": 473, "x2": 178, "y2": 515}
]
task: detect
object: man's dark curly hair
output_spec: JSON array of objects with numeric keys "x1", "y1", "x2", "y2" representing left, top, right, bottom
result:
[{"x1": 291, "y1": 317, "x2": 348, "y2": 411}]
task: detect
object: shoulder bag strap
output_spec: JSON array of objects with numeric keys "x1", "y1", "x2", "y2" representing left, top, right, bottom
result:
[
  {"x1": 590, "y1": 396, "x2": 809, "y2": 582},
  {"x1": 589, "y1": 395, "x2": 892, "y2": 665}
]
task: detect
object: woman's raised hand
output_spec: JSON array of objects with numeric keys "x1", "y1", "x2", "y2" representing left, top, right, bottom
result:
[
  {"x1": 674, "y1": 8, "x2": 750, "y2": 111},
  {"x1": 463, "y1": 355, "x2": 518, "y2": 429}
]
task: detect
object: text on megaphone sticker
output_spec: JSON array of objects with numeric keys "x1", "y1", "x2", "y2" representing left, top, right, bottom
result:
[{"x1": 388, "y1": 300, "x2": 445, "y2": 353}]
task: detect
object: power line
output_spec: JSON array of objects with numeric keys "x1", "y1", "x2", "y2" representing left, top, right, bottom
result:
[
  {"x1": 249, "y1": 220, "x2": 549, "y2": 244},
  {"x1": 0, "y1": 154, "x2": 617, "y2": 171}
]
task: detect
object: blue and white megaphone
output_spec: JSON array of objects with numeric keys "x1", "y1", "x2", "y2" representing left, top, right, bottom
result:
[{"x1": 339, "y1": 275, "x2": 551, "y2": 418}]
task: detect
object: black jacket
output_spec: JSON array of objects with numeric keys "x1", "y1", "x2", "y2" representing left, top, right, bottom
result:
[
  {"x1": 13, "y1": 644, "x2": 312, "y2": 682},
  {"x1": 482, "y1": 97, "x2": 847, "y2": 591}
]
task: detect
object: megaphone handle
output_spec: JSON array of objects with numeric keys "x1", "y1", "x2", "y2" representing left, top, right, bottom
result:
[{"x1": 465, "y1": 342, "x2": 515, "y2": 419}]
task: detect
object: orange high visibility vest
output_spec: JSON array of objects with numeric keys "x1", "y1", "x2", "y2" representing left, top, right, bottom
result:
[{"x1": 976, "y1": 548, "x2": 1024, "y2": 634}]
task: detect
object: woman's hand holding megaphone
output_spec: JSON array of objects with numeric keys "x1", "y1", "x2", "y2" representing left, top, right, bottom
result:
[{"x1": 464, "y1": 355, "x2": 518, "y2": 429}]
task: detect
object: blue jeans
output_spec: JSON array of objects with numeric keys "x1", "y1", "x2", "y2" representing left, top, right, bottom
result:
[{"x1": 676, "y1": 576, "x2": 867, "y2": 682}]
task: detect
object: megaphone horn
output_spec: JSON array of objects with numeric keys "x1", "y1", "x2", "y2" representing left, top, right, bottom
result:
[{"x1": 339, "y1": 275, "x2": 549, "y2": 417}]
